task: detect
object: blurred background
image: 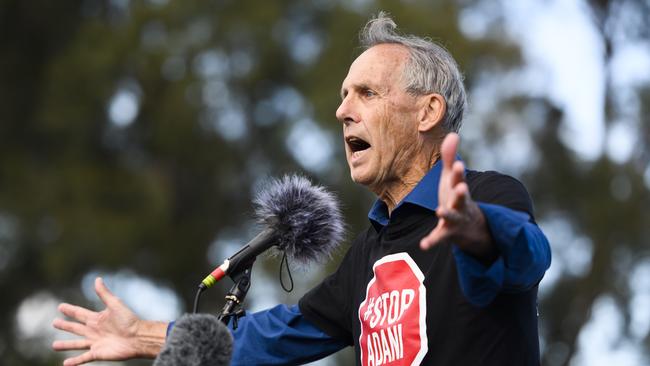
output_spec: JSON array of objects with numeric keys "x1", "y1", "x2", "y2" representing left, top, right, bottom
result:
[{"x1": 1, "y1": 0, "x2": 649, "y2": 365}]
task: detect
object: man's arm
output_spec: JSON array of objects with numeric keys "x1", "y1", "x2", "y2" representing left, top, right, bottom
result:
[
  {"x1": 53, "y1": 278, "x2": 346, "y2": 365},
  {"x1": 452, "y1": 203, "x2": 550, "y2": 306},
  {"x1": 165, "y1": 304, "x2": 346, "y2": 365},
  {"x1": 52, "y1": 277, "x2": 167, "y2": 366},
  {"x1": 420, "y1": 133, "x2": 551, "y2": 306},
  {"x1": 228, "y1": 304, "x2": 347, "y2": 365}
]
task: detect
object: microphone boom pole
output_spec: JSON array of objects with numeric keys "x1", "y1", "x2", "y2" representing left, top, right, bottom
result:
[{"x1": 217, "y1": 264, "x2": 252, "y2": 327}]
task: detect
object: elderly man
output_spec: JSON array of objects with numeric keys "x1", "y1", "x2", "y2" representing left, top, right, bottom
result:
[{"x1": 53, "y1": 13, "x2": 550, "y2": 366}]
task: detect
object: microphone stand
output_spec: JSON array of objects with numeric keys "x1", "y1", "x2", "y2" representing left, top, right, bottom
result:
[{"x1": 217, "y1": 261, "x2": 253, "y2": 329}]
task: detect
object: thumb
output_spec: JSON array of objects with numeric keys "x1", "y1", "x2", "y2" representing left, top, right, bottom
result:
[
  {"x1": 95, "y1": 277, "x2": 118, "y2": 307},
  {"x1": 440, "y1": 133, "x2": 459, "y2": 171}
]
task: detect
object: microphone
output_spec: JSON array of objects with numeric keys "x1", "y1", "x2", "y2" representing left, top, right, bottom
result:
[
  {"x1": 200, "y1": 174, "x2": 344, "y2": 289},
  {"x1": 154, "y1": 313, "x2": 233, "y2": 366}
]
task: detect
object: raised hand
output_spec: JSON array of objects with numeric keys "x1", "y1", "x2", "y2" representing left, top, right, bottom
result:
[
  {"x1": 52, "y1": 277, "x2": 167, "y2": 366},
  {"x1": 419, "y1": 133, "x2": 497, "y2": 261}
]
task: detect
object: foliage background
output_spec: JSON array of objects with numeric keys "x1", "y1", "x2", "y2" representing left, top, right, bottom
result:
[{"x1": 1, "y1": 0, "x2": 649, "y2": 365}]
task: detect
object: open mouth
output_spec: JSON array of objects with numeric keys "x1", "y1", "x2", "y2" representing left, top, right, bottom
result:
[{"x1": 346, "y1": 136, "x2": 371, "y2": 153}]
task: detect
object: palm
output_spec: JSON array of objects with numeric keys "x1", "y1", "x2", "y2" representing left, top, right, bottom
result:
[
  {"x1": 52, "y1": 278, "x2": 141, "y2": 365},
  {"x1": 87, "y1": 307, "x2": 139, "y2": 359}
]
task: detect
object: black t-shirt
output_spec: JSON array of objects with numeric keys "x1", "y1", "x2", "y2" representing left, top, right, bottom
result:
[{"x1": 299, "y1": 170, "x2": 540, "y2": 366}]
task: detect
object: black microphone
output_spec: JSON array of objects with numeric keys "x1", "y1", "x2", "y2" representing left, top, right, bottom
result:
[
  {"x1": 200, "y1": 174, "x2": 344, "y2": 288},
  {"x1": 154, "y1": 313, "x2": 233, "y2": 366}
]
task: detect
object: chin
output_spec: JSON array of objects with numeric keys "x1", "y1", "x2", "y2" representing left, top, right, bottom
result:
[{"x1": 349, "y1": 170, "x2": 374, "y2": 187}]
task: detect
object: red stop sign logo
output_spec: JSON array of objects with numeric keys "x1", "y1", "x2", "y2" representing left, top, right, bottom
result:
[{"x1": 358, "y1": 253, "x2": 427, "y2": 366}]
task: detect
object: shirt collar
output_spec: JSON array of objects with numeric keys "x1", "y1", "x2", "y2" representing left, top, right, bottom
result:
[{"x1": 368, "y1": 159, "x2": 444, "y2": 228}]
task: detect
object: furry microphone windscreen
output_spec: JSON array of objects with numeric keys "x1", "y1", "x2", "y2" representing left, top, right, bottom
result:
[
  {"x1": 253, "y1": 174, "x2": 345, "y2": 265},
  {"x1": 153, "y1": 314, "x2": 233, "y2": 366}
]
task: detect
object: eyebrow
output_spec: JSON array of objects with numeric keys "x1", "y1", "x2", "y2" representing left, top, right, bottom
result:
[{"x1": 340, "y1": 83, "x2": 374, "y2": 100}]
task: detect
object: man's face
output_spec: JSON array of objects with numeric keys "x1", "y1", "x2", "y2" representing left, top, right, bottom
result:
[{"x1": 336, "y1": 44, "x2": 423, "y2": 192}]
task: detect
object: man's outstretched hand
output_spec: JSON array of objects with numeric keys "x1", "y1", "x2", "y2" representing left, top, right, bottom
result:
[
  {"x1": 52, "y1": 277, "x2": 167, "y2": 366},
  {"x1": 420, "y1": 133, "x2": 497, "y2": 262}
]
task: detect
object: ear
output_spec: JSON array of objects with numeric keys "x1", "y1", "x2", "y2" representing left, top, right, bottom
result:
[{"x1": 418, "y1": 93, "x2": 446, "y2": 132}]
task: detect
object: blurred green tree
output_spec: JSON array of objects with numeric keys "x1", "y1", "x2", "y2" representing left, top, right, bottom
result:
[{"x1": 0, "y1": 0, "x2": 648, "y2": 365}]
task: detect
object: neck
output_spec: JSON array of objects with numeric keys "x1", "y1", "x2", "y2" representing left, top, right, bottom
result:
[
  {"x1": 373, "y1": 149, "x2": 441, "y2": 214},
  {"x1": 376, "y1": 180, "x2": 419, "y2": 213}
]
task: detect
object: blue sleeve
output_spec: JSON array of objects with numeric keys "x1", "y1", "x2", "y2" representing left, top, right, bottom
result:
[
  {"x1": 452, "y1": 203, "x2": 551, "y2": 307},
  {"x1": 229, "y1": 304, "x2": 347, "y2": 365}
]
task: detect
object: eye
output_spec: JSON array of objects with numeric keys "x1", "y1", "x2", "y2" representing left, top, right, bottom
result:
[{"x1": 363, "y1": 89, "x2": 376, "y2": 98}]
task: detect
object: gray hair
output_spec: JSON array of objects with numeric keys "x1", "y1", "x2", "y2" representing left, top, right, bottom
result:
[{"x1": 359, "y1": 12, "x2": 467, "y2": 133}]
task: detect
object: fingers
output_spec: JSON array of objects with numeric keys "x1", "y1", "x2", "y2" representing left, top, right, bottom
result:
[
  {"x1": 441, "y1": 134, "x2": 466, "y2": 195},
  {"x1": 439, "y1": 182, "x2": 469, "y2": 214},
  {"x1": 52, "y1": 338, "x2": 92, "y2": 351},
  {"x1": 436, "y1": 207, "x2": 465, "y2": 222},
  {"x1": 52, "y1": 318, "x2": 89, "y2": 337},
  {"x1": 63, "y1": 350, "x2": 95, "y2": 366},
  {"x1": 449, "y1": 160, "x2": 465, "y2": 188},
  {"x1": 58, "y1": 303, "x2": 95, "y2": 324},
  {"x1": 440, "y1": 132, "x2": 459, "y2": 170},
  {"x1": 94, "y1": 277, "x2": 118, "y2": 307},
  {"x1": 422, "y1": 181, "x2": 471, "y2": 250},
  {"x1": 420, "y1": 224, "x2": 444, "y2": 250}
]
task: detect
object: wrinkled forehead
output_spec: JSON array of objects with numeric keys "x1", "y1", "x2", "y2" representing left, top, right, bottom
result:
[{"x1": 342, "y1": 44, "x2": 410, "y2": 89}]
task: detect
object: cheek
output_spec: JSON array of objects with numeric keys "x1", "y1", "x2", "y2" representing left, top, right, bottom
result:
[
  {"x1": 375, "y1": 106, "x2": 397, "y2": 147},
  {"x1": 376, "y1": 107, "x2": 415, "y2": 154}
]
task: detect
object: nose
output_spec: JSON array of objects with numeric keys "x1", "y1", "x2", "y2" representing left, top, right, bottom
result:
[{"x1": 336, "y1": 95, "x2": 359, "y2": 125}]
